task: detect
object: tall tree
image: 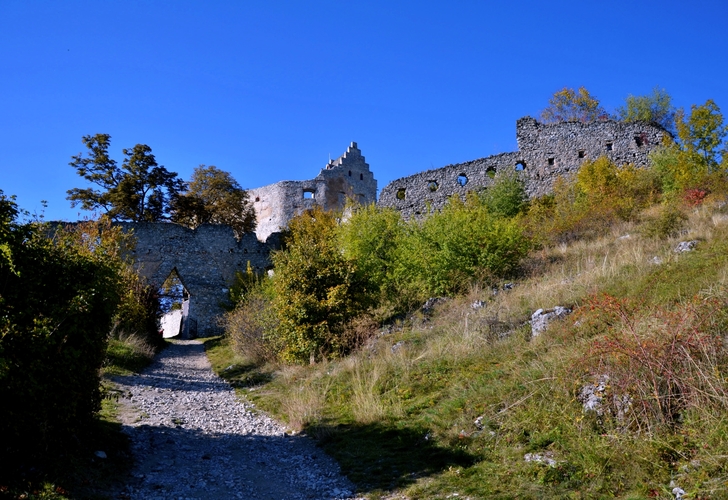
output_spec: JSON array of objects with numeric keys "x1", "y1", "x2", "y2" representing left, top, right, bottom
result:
[
  {"x1": 675, "y1": 99, "x2": 727, "y2": 171},
  {"x1": 67, "y1": 134, "x2": 184, "y2": 222},
  {"x1": 541, "y1": 86, "x2": 608, "y2": 123},
  {"x1": 616, "y1": 87, "x2": 676, "y2": 134},
  {"x1": 170, "y1": 165, "x2": 256, "y2": 238}
]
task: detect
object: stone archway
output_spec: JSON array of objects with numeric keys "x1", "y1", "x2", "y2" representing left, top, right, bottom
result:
[
  {"x1": 158, "y1": 268, "x2": 193, "y2": 338},
  {"x1": 117, "y1": 222, "x2": 279, "y2": 337}
]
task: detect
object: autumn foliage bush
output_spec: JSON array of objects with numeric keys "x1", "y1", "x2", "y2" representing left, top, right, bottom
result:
[
  {"x1": 577, "y1": 294, "x2": 728, "y2": 434},
  {"x1": 525, "y1": 157, "x2": 661, "y2": 244}
]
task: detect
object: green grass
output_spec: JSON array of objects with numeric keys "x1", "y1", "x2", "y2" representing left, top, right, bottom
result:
[
  {"x1": 102, "y1": 334, "x2": 159, "y2": 376},
  {"x1": 205, "y1": 201, "x2": 728, "y2": 498}
]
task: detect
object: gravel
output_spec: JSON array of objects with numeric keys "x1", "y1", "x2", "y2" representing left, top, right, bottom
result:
[{"x1": 111, "y1": 340, "x2": 360, "y2": 500}]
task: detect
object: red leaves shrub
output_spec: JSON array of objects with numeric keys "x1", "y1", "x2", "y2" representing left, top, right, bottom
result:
[
  {"x1": 577, "y1": 294, "x2": 728, "y2": 433},
  {"x1": 683, "y1": 188, "x2": 709, "y2": 207}
]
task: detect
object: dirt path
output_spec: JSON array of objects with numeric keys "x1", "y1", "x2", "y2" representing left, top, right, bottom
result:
[{"x1": 111, "y1": 340, "x2": 359, "y2": 500}]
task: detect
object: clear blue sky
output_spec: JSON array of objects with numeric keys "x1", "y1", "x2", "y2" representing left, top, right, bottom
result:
[{"x1": 2, "y1": 0, "x2": 727, "y2": 221}]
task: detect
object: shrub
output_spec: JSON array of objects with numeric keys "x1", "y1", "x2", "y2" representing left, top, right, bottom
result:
[
  {"x1": 524, "y1": 158, "x2": 661, "y2": 245},
  {"x1": 111, "y1": 264, "x2": 162, "y2": 348},
  {"x1": 225, "y1": 277, "x2": 280, "y2": 363},
  {"x1": 0, "y1": 206, "x2": 125, "y2": 470},
  {"x1": 271, "y1": 207, "x2": 374, "y2": 363},
  {"x1": 580, "y1": 294, "x2": 728, "y2": 433},
  {"x1": 397, "y1": 195, "x2": 530, "y2": 296},
  {"x1": 337, "y1": 203, "x2": 405, "y2": 307},
  {"x1": 640, "y1": 203, "x2": 688, "y2": 239},
  {"x1": 479, "y1": 170, "x2": 528, "y2": 219}
]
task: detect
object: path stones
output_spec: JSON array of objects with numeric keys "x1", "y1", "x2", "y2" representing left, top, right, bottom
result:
[{"x1": 112, "y1": 340, "x2": 359, "y2": 500}]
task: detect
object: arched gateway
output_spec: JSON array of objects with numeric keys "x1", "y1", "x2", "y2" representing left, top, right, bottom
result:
[{"x1": 117, "y1": 223, "x2": 280, "y2": 337}]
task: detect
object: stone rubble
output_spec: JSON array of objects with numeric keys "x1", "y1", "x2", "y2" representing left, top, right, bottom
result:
[
  {"x1": 674, "y1": 240, "x2": 699, "y2": 253},
  {"x1": 524, "y1": 452, "x2": 557, "y2": 467},
  {"x1": 111, "y1": 340, "x2": 360, "y2": 500},
  {"x1": 578, "y1": 375, "x2": 609, "y2": 415},
  {"x1": 530, "y1": 306, "x2": 572, "y2": 337}
]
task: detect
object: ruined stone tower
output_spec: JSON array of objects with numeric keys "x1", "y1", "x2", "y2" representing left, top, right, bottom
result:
[
  {"x1": 377, "y1": 117, "x2": 669, "y2": 219},
  {"x1": 249, "y1": 142, "x2": 377, "y2": 241}
]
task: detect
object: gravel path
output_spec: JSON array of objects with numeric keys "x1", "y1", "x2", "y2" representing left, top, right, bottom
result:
[{"x1": 112, "y1": 340, "x2": 359, "y2": 500}]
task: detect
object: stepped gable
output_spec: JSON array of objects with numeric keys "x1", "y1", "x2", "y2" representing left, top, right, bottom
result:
[{"x1": 249, "y1": 142, "x2": 377, "y2": 241}]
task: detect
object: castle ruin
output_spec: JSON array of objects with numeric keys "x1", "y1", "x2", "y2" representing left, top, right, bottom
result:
[
  {"x1": 250, "y1": 142, "x2": 377, "y2": 241},
  {"x1": 377, "y1": 117, "x2": 670, "y2": 219},
  {"x1": 113, "y1": 118, "x2": 670, "y2": 337}
]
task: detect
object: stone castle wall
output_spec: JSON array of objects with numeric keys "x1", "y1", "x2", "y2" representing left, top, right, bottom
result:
[
  {"x1": 378, "y1": 117, "x2": 669, "y2": 219},
  {"x1": 249, "y1": 142, "x2": 377, "y2": 241},
  {"x1": 118, "y1": 222, "x2": 280, "y2": 337}
]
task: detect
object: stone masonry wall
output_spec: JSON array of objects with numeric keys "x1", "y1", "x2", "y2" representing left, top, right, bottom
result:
[
  {"x1": 118, "y1": 222, "x2": 280, "y2": 337},
  {"x1": 249, "y1": 142, "x2": 377, "y2": 241},
  {"x1": 378, "y1": 117, "x2": 669, "y2": 219}
]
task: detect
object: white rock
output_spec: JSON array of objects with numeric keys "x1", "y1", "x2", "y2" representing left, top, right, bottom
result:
[
  {"x1": 531, "y1": 306, "x2": 571, "y2": 337},
  {"x1": 674, "y1": 240, "x2": 698, "y2": 253}
]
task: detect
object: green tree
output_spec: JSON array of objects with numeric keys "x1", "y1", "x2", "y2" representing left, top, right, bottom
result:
[
  {"x1": 67, "y1": 134, "x2": 185, "y2": 221},
  {"x1": 616, "y1": 87, "x2": 676, "y2": 133},
  {"x1": 541, "y1": 86, "x2": 608, "y2": 123},
  {"x1": 675, "y1": 99, "x2": 727, "y2": 172},
  {"x1": 271, "y1": 207, "x2": 372, "y2": 363},
  {"x1": 171, "y1": 165, "x2": 256, "y2": 238}
]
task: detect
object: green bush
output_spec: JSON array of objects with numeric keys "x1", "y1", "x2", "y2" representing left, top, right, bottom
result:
[
  {"x1": 338, "y1": 204, "x2": 406, "y2": 308},
  {"x1": 0, "y1": 198, "x2": 125, "y2": 472},
  {"x1": 397, "y1": 195, "x2": 530, "y2": 296},
  {"x1": 640, "y1": 203, "x2": 688, "y2": 239},
  {"x1": 479, "y1": 170, "x2": 528, "y2": 218},
  {"x1": 271, "y1": 207, "x2": 374, "y2": 363}
]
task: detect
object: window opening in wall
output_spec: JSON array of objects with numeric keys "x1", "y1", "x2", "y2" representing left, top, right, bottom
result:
[
  {"x1": 396, "y1": 188, "x2": 406, "y2": 200},
  {"x1": 428, "y1": 181, "x2": 438, "y2": 192},
  {"x1": 578, "y1": 150, "x2": 585, "y2": 159},
  {"x1": 486, "y1": 167, "x2": 496, "y2": 179},
  {"x1": 606, "y1": 141, "x2": 613, "y2": 151},
  {"x1": 303, "y1": 190, "x2": 315, "y2": 199},
  {"x1": 515, "y1": 161, "x2": 526, "y2": 171},
  {"x1": 457, "y1": 174, "x2": 468, "y2": 186},
  {"x1": 360, "y1": 173, "x2": 363, "y2": 180},
  {"x1": 634, "y1": 135, "x2": 644, "y2": 147},
  {"x1": 348, "y1": 170, "x2": 352, "y2": 176},
  {"x1": 255, "y1": 196, "x2": 260, "y2": 202},
  {"x1": 548, "y1": 157, "x2": 555, "y2": 166}
]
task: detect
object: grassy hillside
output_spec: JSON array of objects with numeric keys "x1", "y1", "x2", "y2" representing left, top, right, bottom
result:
[{"x1": 207, "y1": 200, "x2": 728, "y2": 499}]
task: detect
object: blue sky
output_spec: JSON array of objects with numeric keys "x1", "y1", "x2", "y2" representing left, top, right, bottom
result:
[{"x1": 2, "y1": 0, "x2": 727, "y2": 221}]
